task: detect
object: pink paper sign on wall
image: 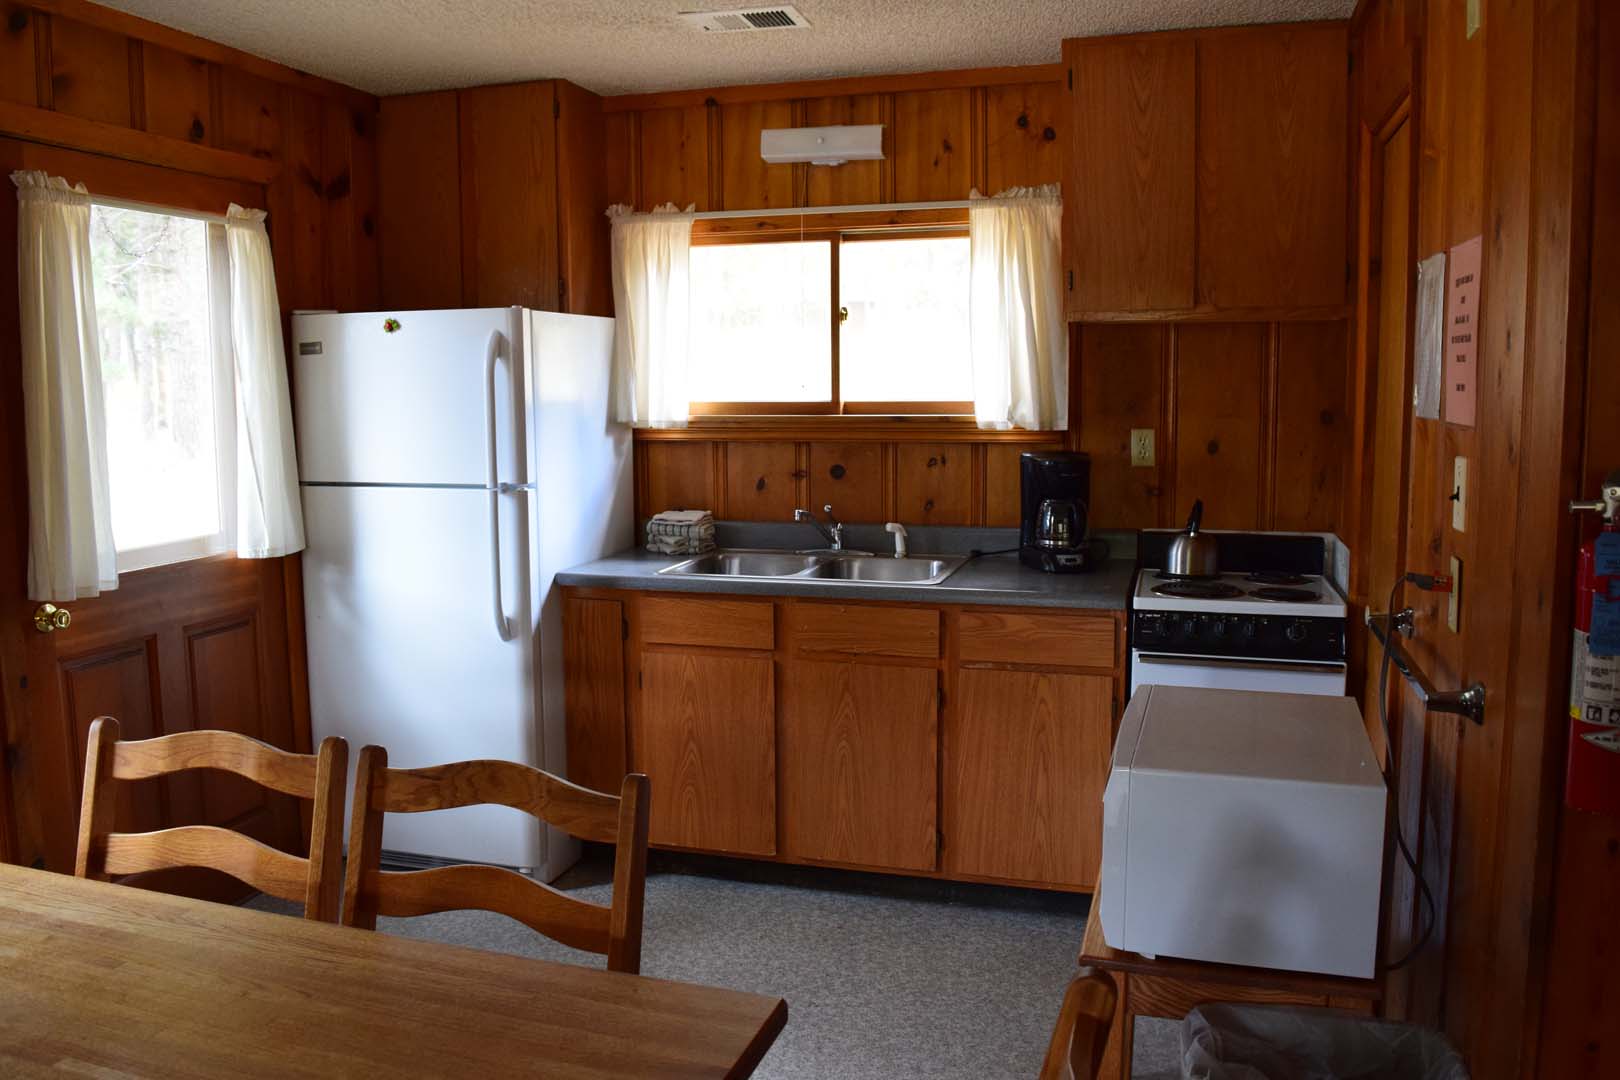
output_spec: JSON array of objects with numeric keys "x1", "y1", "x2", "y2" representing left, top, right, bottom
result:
[{"x1": 1445, "y1": 234, "x2": 1482, "y2": 428}]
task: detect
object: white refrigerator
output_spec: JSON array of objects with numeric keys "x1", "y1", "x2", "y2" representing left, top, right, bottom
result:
[{"x1": 291, "y1": 307, "x2": 630, "y2": 880}]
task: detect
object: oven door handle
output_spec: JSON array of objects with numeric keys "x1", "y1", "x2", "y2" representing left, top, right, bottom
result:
[{"x1": 1134, "y1": 653, "x2": 1348, "y2": 676}]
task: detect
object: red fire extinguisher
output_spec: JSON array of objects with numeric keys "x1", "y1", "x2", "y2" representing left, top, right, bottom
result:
[{"x1": 1568, "y1": 469, "x2": 1620, "y2": 814}]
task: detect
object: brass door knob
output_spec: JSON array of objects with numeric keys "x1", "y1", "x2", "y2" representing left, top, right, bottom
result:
[{"x1": 33, "y1": 603, "x2": 71, "y2": 633}]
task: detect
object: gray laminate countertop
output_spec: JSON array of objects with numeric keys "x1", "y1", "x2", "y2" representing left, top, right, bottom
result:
[{"x1": 555, "y1": 549, "x2": 1136, "y2": 610}]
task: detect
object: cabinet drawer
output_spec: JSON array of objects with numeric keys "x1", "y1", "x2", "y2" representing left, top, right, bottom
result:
[
  {"x1": 791, "y1": 603, "x2": 940, "y2": 660},
  {"x1": 639, "y1": 596, "x2": 774, "y2": 650},
  {"x1": 958, "y1": 610, "x2": 1115, "y2": 668}
]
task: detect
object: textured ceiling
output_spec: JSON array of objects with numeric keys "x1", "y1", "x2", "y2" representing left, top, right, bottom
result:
[{"x1": 98, "y1": 0, "x2": 1356, "y2": 97}]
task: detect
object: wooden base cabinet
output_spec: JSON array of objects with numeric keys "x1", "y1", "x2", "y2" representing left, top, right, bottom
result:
[
  {"x1": 780, "y1": 661, "x2": 938, "y2": 872},
  {"x1": 563, "y1": 588, "x2": 1125, "y2": 892},
  {"x1": 638, "y1": 650, "x2": 776, "y2": 856},
  {"x1": 943, "y1": 669, "x2": 1114, "y2": 888}
]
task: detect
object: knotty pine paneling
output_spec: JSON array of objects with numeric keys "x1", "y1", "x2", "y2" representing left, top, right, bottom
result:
[
  {"x1": 719, "y1": 99, "x2": 794, "y2": 211},
  {"x1": 140, "y1": 44, "x2": 209, "y2": 143},
  {"x1": 1272, "y1": 321, "x2": 1346, "y2": 532},
  {"x1": 1172, "y1": 324, "x2": 1267, "y2": 529},
  {"x1": 638, "y1": 105, "x2": 709, "y2": 211},
  {"x1": 1075, "y1": 323, "x2": 1167, "y2": 529},
  {"x1": 982, "y1": 82, "x2": 1063, "y2": 194},
  {"x1": 48, "y1": 16, "x2": 132, "y2": 126},
  {"x1": 722, "y1": 442, "x2": 800, "y2": 521},
  {"x1": 804, "y1": 94, "x2": 883, "y2": 206},
  {"x1": 0, "y1": 4, "x2": 37, "y2": 107},
  {"x1": 894, "y1": 443, "x2": 972, "y2": 525},
  {"x1": 216, "y1": 67, "x2": 281, "y2": 160},
  {"x1": 640, "y1": 440, "x2": 718, "y2": 517},
  {"x1": 891, "y1": 88, "x2": 974, "y2": 202},
  {"x1": 808, "y1": 442, "x2": 886, "y2": 524}
]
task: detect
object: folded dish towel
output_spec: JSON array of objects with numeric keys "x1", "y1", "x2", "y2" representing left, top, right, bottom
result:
[{"x1": 646, "y1": 509, "x2": 716, "y2": 555}]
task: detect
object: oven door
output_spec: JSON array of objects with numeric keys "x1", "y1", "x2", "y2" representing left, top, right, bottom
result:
[{"x1": 1130, "y1": 651, "x2": 1348, "y2": 697}]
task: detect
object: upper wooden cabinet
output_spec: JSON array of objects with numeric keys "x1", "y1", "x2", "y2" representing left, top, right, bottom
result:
[
  {"x1": 377, "y1": 80, "x2": 611, "y2": 315},
  {"x1": 1065, "y1": 36, "x2": 1197, "y2": 313},
  {"x1": 1063, "y1": 24, "x2": 1349, "y2": 318}
]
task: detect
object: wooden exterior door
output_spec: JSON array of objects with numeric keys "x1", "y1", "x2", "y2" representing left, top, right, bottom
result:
[{"x1": 0, "y1": 140, "x2": 306, "y2": 889}]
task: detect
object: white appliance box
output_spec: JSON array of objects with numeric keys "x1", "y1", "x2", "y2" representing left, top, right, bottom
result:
[{"x1": 1099, "y1": 685, "x2": 1386, "y2": 979}]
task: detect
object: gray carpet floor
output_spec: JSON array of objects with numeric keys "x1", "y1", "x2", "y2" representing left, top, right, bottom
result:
[{"x1": 249, "y1": 865, "x2": 1180, "y2": 1079}]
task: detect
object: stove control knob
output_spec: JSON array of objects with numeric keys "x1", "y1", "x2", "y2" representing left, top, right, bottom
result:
[
  {"x1": 1181, "y1": 617, "x2": 1198, "y2": 638},
  {"x1": 1285, "y1": 620, "x2": 1309, "y2": 644},
  {"x1": 1210, "y1": 618, "x2": 1229, "y2": 639},
  {"x1": 1240, "y1": 619, "x2": 1258, "y2": 639}
]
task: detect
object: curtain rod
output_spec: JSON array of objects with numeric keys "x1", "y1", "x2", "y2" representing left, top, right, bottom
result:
[
  {"x1": 692, "y1": 199, "x2": 972, "y2": 221},
  {"x1": 91, "y1": 195, "x2": 230, "y2": 226}
]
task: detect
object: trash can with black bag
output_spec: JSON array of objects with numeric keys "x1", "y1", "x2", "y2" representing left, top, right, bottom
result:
[{"x1": 1181, "y1": 1003, "x2": 1470, "y2": 1080}]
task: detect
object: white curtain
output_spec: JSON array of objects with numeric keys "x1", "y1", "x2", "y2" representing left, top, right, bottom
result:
[
  {"x1": 607, "y1": 203, "x2": 694, "y2": 429},
  {"x1": 12, "y1": 171, "x2": 118, "y2": 601},
  {"x1": 224, "y1": 205, "x2": 304, "y2": 558},
  {"x1": 968, "y1": 184, "x2": 1068, "y2": 431}
]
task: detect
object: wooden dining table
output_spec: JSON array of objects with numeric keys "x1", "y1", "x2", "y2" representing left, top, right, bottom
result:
[{"x1": 0, "y1": 863, "x2": 787, "y2": 1078}]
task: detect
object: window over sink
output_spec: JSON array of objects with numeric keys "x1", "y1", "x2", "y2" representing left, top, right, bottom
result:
[{"x1": 687, "y1": 228, "x2": 972, "y2": 416}]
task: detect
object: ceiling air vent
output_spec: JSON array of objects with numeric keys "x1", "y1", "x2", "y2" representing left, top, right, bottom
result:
[{"x1": 678, "y1": 5, "x2": 812, "y2": 32}]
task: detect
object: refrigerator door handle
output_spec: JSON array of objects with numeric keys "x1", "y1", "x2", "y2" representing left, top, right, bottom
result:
[{"x1": 485, "y1": 330, "x2": 513, "y2": 642}]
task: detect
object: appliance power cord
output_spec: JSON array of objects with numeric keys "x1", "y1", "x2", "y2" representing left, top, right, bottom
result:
[{"x1": 1377, "y1": 573, "x2": 1439, "y2": 971}]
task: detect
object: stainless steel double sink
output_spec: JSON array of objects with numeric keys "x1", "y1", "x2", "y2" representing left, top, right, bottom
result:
[{"x1": 658, "y1": 549, "x2": 967, "y2": 586}]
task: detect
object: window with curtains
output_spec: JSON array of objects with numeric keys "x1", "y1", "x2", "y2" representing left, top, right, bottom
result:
[
  {"x1": 88, "y1": 202, "x2": 235, "y2": 572},
  {"x1": 687, "y1": 229, "x2": 973, "y2": 415}
]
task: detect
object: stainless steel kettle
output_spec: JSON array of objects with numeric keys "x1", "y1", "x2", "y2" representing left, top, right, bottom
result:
[{"x1": 1166, "y1": 499, "x2": 1220, "y2": 577}]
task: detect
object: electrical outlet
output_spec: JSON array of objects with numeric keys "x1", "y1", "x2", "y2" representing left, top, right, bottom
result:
[
  {"x1": 1452, "y1": 456, "x2": 1468, "y2": 532},
  {"x1": 1448, "y1": 555, "x2": 1462, "y2": 632},
  {"x1": 1130, "y1": 429, "x2": 1156, "y2": 468}
]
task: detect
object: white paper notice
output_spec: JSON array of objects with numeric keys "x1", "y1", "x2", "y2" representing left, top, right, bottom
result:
[{"x1": 1413, "y1": 252, "x2": 1446, "y2": 420}]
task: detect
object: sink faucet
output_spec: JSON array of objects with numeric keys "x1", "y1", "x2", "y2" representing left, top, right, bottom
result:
[
  {"x1": 885, "y1": 522, "x2": 909, "y2": 558},
  {"x1": 794, "y1": 504, "x2": 844, "y2": 551}
]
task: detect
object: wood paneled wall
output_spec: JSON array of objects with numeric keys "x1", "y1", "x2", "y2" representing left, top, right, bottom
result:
[
  {"x1": 0, "y1": 0, "x2": 379, "y2": 870},
  {"x1": 1346, "y1": 2, "x2": 1602, "y2": 1077},
  {"x1": 1075, "y1": 321, "x2": 1346, "y2": 533},
  {"x1": 0, "y1": 0, "x2": 380, "y2": 314},
  {"x1": 603, "y1": 66, "x2": 1064, "y2": 213}
]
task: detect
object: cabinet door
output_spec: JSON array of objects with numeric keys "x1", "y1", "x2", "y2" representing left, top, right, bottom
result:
[
  {"x1": 944, "y1": 669, "x2": 1112, "y2": 887},
  {"x1": 1195, "y1": 26, "x2": 1348, "y2": 308},
  {"x1": 1064, "y1": 36, "x2": 1196, "y2": 315},
  {"x1": 781, "y1": 661, "x2": 938, "y2": 871},
  {"x1": 638, "y1": 650, "x2": 776, "y2": 855},
  {"x1": 459, "y1": 82, "x2": 560, "y2": 309}
]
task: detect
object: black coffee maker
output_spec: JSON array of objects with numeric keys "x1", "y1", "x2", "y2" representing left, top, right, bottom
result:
[{"x1": 1019, "y1": 451, "x2": 1093, "y2": 573}]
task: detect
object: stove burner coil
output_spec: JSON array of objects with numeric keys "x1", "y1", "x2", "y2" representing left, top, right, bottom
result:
[
  {"x1": 1152, "y1": 580, "x2": 1244, "y2": 600},
  {"x1": 1250, "y1": 586, "x2": 1321, "y2": 603},
  {"x1": 1245, "y1": 571, "x2": 1313, "y2": 586}
]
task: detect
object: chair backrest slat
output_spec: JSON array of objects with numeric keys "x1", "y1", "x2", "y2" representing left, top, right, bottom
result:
[
  {"x1": 102, "y1": 826, "x2": 313, "y2": 906},
  {"x1": 342, "y1": 745, "x2": 651, "y2": 973},
  {"x1": 108, "y1": 729, "x2": 322, "y2": 798},
  {"x1": 377, "y1": 759, "x2": 621, "y2": 844},
  {"x1": 370, "y1": 864, "x2": 613, "y2": 953},
  {"x1": 74, "y1": 717, "x2": 348, "y2": 922}
]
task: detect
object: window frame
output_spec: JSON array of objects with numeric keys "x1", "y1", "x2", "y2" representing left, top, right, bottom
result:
[
  {"x1": 89, "y1": 197, "x2": 239, "y2": 575},
  {"x1": 687, "y1": 212, "x2": 973, "y2": 418}
]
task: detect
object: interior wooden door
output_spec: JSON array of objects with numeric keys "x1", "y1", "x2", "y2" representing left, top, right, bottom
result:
[
  {"x1": 943, "y1": 667, "x2": 1112, "y2": 887},
  {"x1": 780, "y1": 660, "x2": 938, "y2": 871},
  {"x1": 0, "y1": 140, "x2": 305, "y2": 889}
]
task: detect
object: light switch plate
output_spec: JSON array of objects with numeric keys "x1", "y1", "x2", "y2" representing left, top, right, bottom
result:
[
  {"x1": 1467, "y1": 0, "x2": 1482, "y2": 38},
  {"x1": 1130, "y1": 429, "x2": 1156, "y2": 468},
  {"x1": 1448, "y1": 555, "x2": 1462, "y2": 632},
  {"x1": 1452, "y1": 456, "x2": 1468, "y2": 532}
]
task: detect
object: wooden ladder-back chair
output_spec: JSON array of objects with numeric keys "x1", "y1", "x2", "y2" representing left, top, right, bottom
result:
[
  {"x1": 75, "y1": 716, "x2": 349, "y2": 921},
  {"x1": 341, "y1": 746, "x2": 651, "y2": 974},
  {"x1": 1039, "y1": 968, "x2": 1120, "y2": 1080}
]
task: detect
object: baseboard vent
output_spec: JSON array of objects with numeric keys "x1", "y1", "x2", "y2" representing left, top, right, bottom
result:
[{"x1": 677, "y1": 5, "x2": 811, "y2": 32}]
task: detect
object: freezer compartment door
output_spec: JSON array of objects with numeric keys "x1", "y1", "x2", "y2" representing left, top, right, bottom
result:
[
  {"x1": 301, "y1": 484, "x2": 541, "y2": 869},
  {"x1": 292, "y1": 309, "x2": 526, "y2": 486}
]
